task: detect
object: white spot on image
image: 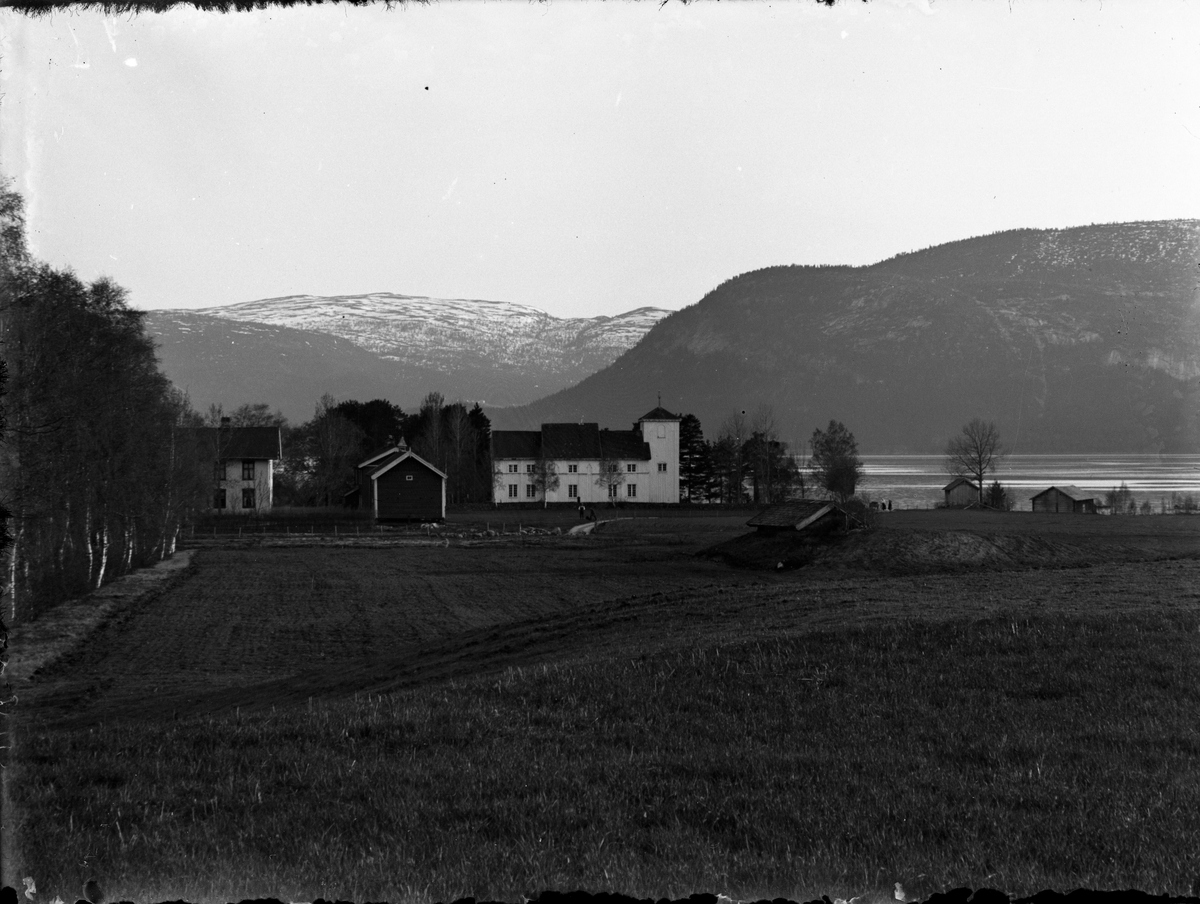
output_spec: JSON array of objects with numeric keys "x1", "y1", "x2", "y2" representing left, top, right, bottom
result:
[
  {"x1": 124, "y1": 58, "x2": 138, "y2": 67},
  {"x1": 442, "y1": 177, "x2": 458, "y2": 201}
]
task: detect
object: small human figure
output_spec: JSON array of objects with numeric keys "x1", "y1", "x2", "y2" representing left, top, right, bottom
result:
[
  {"x1": 887, "y1": 499, "x2": 892, "y2": 511},
  {"x1": 588, "y1": 507, "x2": 597, "y2": 522},
  {"x1": 578, "y1": 503, "x2": 586, "y2": 520}
]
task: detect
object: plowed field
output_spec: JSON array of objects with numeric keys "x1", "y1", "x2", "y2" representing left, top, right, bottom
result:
[{"x1": 22, "y1": 511, "x2": 1200, "y2": 730}]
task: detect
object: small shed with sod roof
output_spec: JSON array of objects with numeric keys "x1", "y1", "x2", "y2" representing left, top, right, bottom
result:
[
  {"x1": 1030, "y1": 486, "x2": 1097, "y2": 514},
  {"x1": 369, "y1": 448, "x2": 447, "y2": 522},
  {"x1": 943, "y1": 477, "x2": 980, "y2": 508},
  {"x1": 747, "y1": 500, "x2": 850, "y2": 534}
]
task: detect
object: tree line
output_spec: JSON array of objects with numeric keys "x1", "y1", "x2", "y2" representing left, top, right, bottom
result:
[
  {"x1": 675, "y1": 407, "x2": 869, "y2": 506},
  {"x1": 0, "y1": 181, "x2": 209, "y2": 622},
  {"x1": 204, "y1": 391, "x2": 493, "y2": 508}
]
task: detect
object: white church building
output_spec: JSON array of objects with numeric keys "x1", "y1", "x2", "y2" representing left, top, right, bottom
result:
[{"x1": 491, "y1": 406, "x2": 681, "y2": 505}]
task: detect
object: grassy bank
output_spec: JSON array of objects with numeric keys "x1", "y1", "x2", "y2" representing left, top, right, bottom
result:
[{"x1": 14, "y1": 608, "x2": 1200, "y2": 904}]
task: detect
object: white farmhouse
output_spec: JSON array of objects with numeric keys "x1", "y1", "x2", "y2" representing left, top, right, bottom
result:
[
  {"x1": 491, "y1": 407, "x2": 680, "y2": 505},
  {"x1": 192, "y1": 420, "x2": 282, "y2": 513}
]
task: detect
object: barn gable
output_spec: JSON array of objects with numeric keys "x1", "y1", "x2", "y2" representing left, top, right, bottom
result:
[
  {"x1": 1031, "y1": 485, "x2": 1097, "y2": 514},
  {"x1": 943, "y1": 477, "x2": 980, "y2": 508},
  {"x1": 370, "y1": 450, "x2": 447, "y2": 522}
]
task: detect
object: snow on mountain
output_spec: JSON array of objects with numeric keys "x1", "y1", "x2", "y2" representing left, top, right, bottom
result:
[{"x1": 189, "y1": 294, "x2": 673, "y2": 376}]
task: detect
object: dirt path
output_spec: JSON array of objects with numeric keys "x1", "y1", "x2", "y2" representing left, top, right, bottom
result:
[{"x1": 5, "y1": 551, "x2": 195, "y2": 687}]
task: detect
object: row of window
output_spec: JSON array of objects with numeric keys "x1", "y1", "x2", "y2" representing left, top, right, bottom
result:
[
  {"x1": 505, "y1": 483, "x2": 638, "y2": 499},
  {"x1": 214, "y1": 488, "x2": 256, "y2": 509},
  {"x1": 215, "y1": 460, "x2": 258, "y2": 481},
  {"x1": 504, "y1": 462, "x2": 668, "y2": 474}
]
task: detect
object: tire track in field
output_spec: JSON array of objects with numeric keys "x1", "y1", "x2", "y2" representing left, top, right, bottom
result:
[
  {"x1": 22, "y1": 543, "x2": 743, "y2": 726},
  {"x1": 27, "y1": 553, "x2": 1200, "y2": 730}
]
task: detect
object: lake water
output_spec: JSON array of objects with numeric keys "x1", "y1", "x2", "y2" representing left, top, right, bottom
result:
[{"x1": 853, "y1": 454, "x2": 1200, "y2": 511}]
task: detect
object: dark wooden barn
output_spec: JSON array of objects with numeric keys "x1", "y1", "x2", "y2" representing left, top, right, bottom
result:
[
  {"x1": 1030, "y1": 485, "x2": 1097, "y2": 514},
  {"x1": 368, "y1": 447, "x2": 447, "y2": 522},
  {"x1": 345, "y1": 445, "x2": 405, "y2": 511}
]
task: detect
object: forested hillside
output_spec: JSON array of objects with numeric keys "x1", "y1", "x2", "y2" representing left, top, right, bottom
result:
[
  {"x1": 495, "y1": 220, "x2": 1200, "y2": 454},
  {"x1": 0, "y1": 181, "x2": 208, "y2": 622}
]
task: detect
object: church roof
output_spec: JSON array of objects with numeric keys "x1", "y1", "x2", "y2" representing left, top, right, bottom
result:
[
  {"x1": 638, "y1": 406, "x2": 681, "y2": 421},
  {"x1": 491, "y1": 424, "x2": 651, "y2": 461},
  {"x1": 542, "y1": 423, "x2": 602, "y2": 459},
  {"x1": 491, "y1": 430, "x2": 542, "y2": 459},
  {"x1": 598, "y1": 430, "x2": 652, "y2": 461}
]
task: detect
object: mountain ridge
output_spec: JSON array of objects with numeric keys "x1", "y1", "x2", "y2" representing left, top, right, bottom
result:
[
  {"x1": 493, "y1": 219, "x2": 1200, "y2": 454},
  {"x1": 146, "y1": 294, "x2": 673, "y2": 419}
]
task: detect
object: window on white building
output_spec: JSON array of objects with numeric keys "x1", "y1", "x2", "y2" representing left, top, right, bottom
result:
[
  {"x1": 508, "y1": 484, "x2": 518, "y2": 498},
  {"x1": 627, "y1": 484, "x2": 637, "y2": 498},
  {"x1": 508, "y1": 464, "x2": 518, "y2": 473},
  {"x1": 526, "y1": 484, "x2": 537, "y2": 498},
  {"x1": 658, "y1": 462, "x2": 668, "y2": 472},
  {"x1": 242, "y1": 460, "x2": 255, "y2": 481},
  {"x1": 658, "y1": 424, "x2": 666, "y2": 438},
  {"x1": 242, "y1": 487, "x2": 255, "y2": 509},
  {"x1": 526, "y1": 464, "x2": 536, "y2": 474},
  {"x1": 608, "y1": 484, "x2": 618, "y2": 498},
  {"x1": 568, "y1": 464, "x2": 578, "y2": 473},
  {"x1": 568, "y1": 484, "x2": 578, "y2": 498},
  {"x1": 626, "y1": 463, "x2": 637, "y2": 473}
]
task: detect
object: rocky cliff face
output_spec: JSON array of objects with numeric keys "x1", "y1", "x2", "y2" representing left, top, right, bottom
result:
[
  {"x1": 146, "y1": 295, "x2": 672, "y2": 419},
  {"x1": 495, "y1": 220, "x2": 1200, "y2": 454}
]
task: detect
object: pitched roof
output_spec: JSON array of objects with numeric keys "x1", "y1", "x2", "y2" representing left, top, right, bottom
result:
[
  {"x1": 370, "y1": 449, "x2": 447, "y2": 481},
  {"x1": 746, "y1": 500, "x2": 838, "y2": 529},
  {"x1": 598, "y1": 429, "x2": 652, "y2": 461},
  {"x1": 638, "y1": 406, "x2": 681, "y2": 422},
  {"x1": 1031, "y1": 485, "x2": 1096, "y2": 501},
  {"x1": 542, "y1": 423, "x2": 602, "y2": 459},
  {"x1": 191, "y1": 426, "x2": 282, "y2": 460},
  {"x1": 492, "y1": 424, "x2": 651, "y2": 461},
  {"x1": 943, "y1": 477, "x2": 979, "y2": 492},
  {"x1": 491, "y1": 430, "x2": 542, "y2": 459},
  {"x1": 358, "y1": 447, "x2": 403, "y2": 470}
]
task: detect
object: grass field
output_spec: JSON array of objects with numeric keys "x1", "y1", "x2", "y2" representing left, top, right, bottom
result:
[{"x1": 9, "y1": 511, "x2": 1200, "y2": 904}]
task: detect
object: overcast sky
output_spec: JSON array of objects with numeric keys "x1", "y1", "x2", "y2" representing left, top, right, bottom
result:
[{"x1": 3, "y1": 0, "x2": 1198, "y2": 319}]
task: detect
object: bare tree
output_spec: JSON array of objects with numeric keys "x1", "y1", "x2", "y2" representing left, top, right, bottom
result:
[
  {"x1": 1105, "y1": 481, "x2": 1135, "y2": 515},
  {"x1": 944, "y1": 418, "x2": 1005, "y2": 506},
  {"x1": 595, "y1": 454, "x2": 625, "y2": 506},
  {"x1": 529, "y1": 457, "x2": 560, "y2": 508}
]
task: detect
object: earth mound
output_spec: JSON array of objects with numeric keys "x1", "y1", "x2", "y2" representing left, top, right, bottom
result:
[{"x1": 700, "y1": 528, "x2": 1099, "y2": 575}]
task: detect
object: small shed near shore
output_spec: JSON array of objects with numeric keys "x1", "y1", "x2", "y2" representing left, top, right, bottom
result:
[
  {"x1": 943, "y1": 477, "x2": 979, "y2": 508},
  {"x1": 1031, "y1": 485, "x2": 1097, "y2": 514},
  {"x1": 747, "y1": 500, "x2": 856, "y2": 533}
]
